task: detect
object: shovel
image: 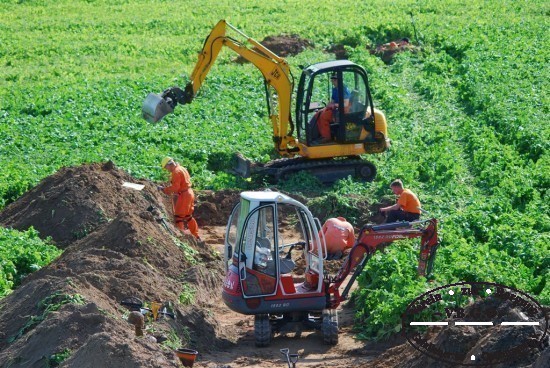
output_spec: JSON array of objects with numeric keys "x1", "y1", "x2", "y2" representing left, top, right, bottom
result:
[
  {"x1": 280, "y1": 348, "x2": 299, "y2": 368},
  {"x1": 146, "y1": 205, "x2": 176, "y2": 236}
]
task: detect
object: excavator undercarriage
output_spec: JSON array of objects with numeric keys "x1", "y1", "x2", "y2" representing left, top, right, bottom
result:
[{"x1": 234, "y1": 154, "x2": 377, "y2": 183}]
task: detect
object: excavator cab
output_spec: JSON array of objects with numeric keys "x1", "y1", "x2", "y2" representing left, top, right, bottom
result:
[
  {"x1": 296, "y1": 60, "x2": 377, "y2": 146},
  {"x1": 222, "y1": 191, "x2": 340, "y2": 347},
  {"x1": 222, "y1": 191, "x2": 327, "y2": 309}
]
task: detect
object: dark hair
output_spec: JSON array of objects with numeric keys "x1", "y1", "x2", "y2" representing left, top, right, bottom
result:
[{"x1": 401, "y1": 37, "x2": 410, "y2": 43}]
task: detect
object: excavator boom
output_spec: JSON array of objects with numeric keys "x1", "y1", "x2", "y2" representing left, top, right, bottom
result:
[
  {"x1": 142, "y1": 20, "x2": 298, "y2": 156},
  {"x1": 326, "y1": 219, "x2": 439, "y2": 308}
]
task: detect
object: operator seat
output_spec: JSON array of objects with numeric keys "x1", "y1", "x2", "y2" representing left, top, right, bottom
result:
[
  {"x1": 256, "y1": 237, "x2": 296, "y2": 274},
  {"x1": 348, "y1": 89, "x2": 367, "y2": 114}
]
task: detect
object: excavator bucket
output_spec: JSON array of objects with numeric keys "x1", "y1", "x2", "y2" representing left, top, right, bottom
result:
[
  {"x1": 142, "y1": 93, "x2": 174, "y2": 123},
  {"x1": 232, "y1": 153, "x2": 252, "y2": 178}
]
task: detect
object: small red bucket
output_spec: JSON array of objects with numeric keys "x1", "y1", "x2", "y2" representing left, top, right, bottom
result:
[{"x1": 175, "y1": 348, "x2": 198, "y2": 367}]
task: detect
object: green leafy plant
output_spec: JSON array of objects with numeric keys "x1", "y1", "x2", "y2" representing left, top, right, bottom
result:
[
  {"x1": 0, "y1": 227, "x2": 62, "y2": 296},
  {"x1": 48, "y1": 348, "x2": 71, "y2": 367},
  {"x1": 178, "y1": 283, "x2": 196, "y2": 305},
  {"x1": 161, "y1": 329, "x2": 183, "y2": 350},
  {"x1": 9, "y1": 293, "x2": 85, "y2": 343},
  {"x1": 173, "y1": 238, "x2": 198, "y2": 265}
]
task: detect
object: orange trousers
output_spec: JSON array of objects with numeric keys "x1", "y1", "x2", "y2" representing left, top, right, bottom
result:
[
  {"x1": 173, "y1": 188, "x2": 199, "y2": 238},
  {"x1": 316, "y1": 108, "x2": 334, "y2": 140}
]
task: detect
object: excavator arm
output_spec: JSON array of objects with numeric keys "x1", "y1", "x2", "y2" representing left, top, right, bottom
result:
[
  {"x1": 326, "y1": 218, "x2": 439, "y2": 309},
  {"x1": 142, "y1": 20, "x2": 299, "y2": 156}
]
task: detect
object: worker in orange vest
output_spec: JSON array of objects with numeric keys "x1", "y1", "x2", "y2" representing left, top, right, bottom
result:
[
  {"x1": 311, "y1": 74, "x2": 351, "y2": 144},
  {"x1": 380, "y1": 179, "x2": 421, "y2": 223},
  {"x1": 319, "y1": 217, "x2": 355, "y2": 259},
  {"x1": 157, "y1": 157, "x2": 200, "y2": 240}
]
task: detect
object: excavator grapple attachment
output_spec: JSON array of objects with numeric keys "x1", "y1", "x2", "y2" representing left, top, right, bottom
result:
[{"x1": 142, "y1": 93, "x2": 174, "y2": 123}]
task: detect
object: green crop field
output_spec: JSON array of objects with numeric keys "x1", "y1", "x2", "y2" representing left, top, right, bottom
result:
[{"x1": 1, "y1": 0, "x2": 548, "y2": 339}]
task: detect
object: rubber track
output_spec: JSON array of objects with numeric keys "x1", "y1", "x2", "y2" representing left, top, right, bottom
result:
[
  {"x1": 267, "y1": 158, "x2": 375, "y2": 183},
  {"x1": 322, "y1": 310, "x2": 339, "y2": 345},
  {"x1": 254, "y1": 314, "x2": 272, "y2": 347}
]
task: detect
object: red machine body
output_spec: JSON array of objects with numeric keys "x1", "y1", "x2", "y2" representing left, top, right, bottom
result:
[{"x1": 221, "y1": 191, "x2": 439, "y2": 346}]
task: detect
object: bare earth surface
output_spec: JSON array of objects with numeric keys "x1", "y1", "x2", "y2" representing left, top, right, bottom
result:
[
  {"x1": 197, "y1": 228, "x2": 404, "y2": 368},
  {"x1": 0, "y1": 163, "x2": 399, "y2": 368},
  {"x1": 0, "y1": 164, "x2": 547, "y2": 368}
]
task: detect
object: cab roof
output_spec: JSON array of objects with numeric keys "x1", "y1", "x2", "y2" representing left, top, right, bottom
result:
[{"x1": 240, "y1": 190, "x2": 291, "y2": 202}]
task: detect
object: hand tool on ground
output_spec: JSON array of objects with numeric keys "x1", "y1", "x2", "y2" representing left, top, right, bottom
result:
[
  {"x1": 280, "y1": 348, "x2": 299, "y2": 368},
  {"x1": 120, "y1": 297, "x2": 176, "y2": 320},
  {"x1": 146, "y1": 204, "x2": 176, "y2": 236}
]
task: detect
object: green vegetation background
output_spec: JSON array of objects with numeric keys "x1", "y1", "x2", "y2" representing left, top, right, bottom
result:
[{"x1": 0, "y1": 0, "x2": 548, "y2": 339}]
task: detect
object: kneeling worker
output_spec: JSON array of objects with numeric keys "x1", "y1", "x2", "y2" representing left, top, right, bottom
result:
[
  {"x1": 158, "y1": 157, "x2": 200, "y2": 240},
  {"x1": 320, "y1": 217, "x2": 355, "y2": 259},
  {"x1": 380, "y1": 179, "x2": 421, "y2": 223}
]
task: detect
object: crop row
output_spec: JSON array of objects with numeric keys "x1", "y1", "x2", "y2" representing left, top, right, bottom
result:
[{"x1": 0, "y1": 227, "x2": 61, "y2": 297}]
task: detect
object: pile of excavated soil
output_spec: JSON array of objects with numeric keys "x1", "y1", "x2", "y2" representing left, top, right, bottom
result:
[
  {"x1": 235, "y1": 34, "x2": 313, "y2": 63},
  {"x1": 194, "y1": 190, "x2": 241, "y2": 227},
  {"x1": 0, "y1": 163, "x2": 231, "y2": 367},
  {"x1": 326, "y1": 44, "x2": 348, "y2": 59},
  {"x1": 369, "y1": 39, "x2": 418, "y2": 64}
]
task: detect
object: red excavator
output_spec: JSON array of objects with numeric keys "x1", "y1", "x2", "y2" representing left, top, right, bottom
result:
[{"x1": 222, "y1": 191, "x2": 439, "y2": 346}]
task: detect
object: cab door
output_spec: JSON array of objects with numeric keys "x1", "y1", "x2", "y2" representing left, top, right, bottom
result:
[
  {"x1": 238, "y1": 204, "x2": 279, "y2": 298},
  {"x1": 224, "y1": 202, "x2": 241, "y2": 271}
]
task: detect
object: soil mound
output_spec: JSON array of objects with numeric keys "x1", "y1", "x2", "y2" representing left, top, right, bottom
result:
[
  {"x1": 0, "y1": 162, "x2": 167, "y2": 248},
  {"x1": 0, "y1": 163, "x2": 231, "y2": 367},
  {"x1": 327, "y1": 44, "x2": 348, "y2": 59},
  {"x1": 369, "y1": 38, "x2": 419, "y2": 64},
  {"x1": 235, "y1": 34, "x2": 313, "y2": 63},
  {"x1": 195, "y1": 190, "x2": 241, "y2": 226}
]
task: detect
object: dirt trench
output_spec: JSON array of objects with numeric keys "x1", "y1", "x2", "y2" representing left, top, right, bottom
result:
[{"x1": 0, "y1": 163, "x2": 547, "y2": 368}]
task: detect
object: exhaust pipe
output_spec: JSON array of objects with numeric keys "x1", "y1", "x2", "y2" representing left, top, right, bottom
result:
[{"x1": 142, "y1": 93, "x2": 174, "y2": 123}]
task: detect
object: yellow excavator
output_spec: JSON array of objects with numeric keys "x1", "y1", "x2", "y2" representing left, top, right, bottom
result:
[{"x1": 142, "y1": 20, "x2": 390, "y2": 183}]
